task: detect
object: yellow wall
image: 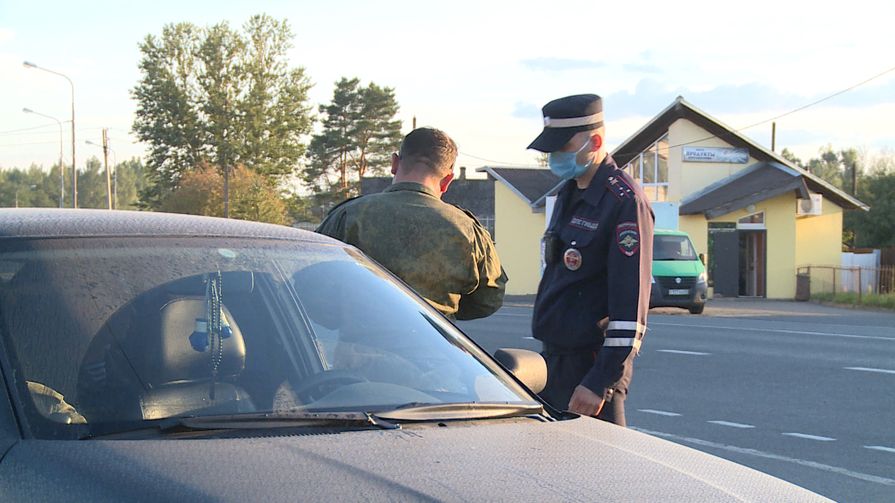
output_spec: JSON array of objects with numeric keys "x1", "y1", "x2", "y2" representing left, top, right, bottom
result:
[
  {"x1": 795, "y1": 196, "x2": 844, "y2": 294},
  {"x1": 493, "y1": 182, "x2": 545, "y2": 295},
  {"x1": 679, "y1": 215, "x2": 708, "y2": 257},
  {"x1": 710, "y1": 193, "x2": 797, "y2": 299},
  {"x1": 667, "y1": 119, "x2": 761, "y2": 203},
  {"x1": 678, "y1": 191, "x2": 843, "y2": 300}
]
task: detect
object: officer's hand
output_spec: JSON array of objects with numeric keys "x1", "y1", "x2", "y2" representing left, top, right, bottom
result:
[{"x1": 568, "y1": 385, "x2": 605, "y2": 417}]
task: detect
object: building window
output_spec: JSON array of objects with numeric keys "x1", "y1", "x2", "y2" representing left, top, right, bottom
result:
[
  {"x1": 623, "y1": 133, "x2": 669, "y2": 202},
  {"x1": 737, "y1": 212, "x2": 765, "y2": 230}
]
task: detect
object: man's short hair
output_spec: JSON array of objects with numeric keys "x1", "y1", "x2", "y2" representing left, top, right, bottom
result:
[{"x1": 398, "y1": 127, "x2": 458, "y2": 176}]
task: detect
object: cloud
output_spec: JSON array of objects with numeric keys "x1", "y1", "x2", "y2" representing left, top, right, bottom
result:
[
  {"x1": 0, "y1": 28, "x2": 13, "y2": 44},
  {"x1": 622, "y1": 62, "x2": 662, "y2": 74},
  {"x1": 773, "y1": 129, "x2": 830, "y2": 145},
  {"x1": 601, "y1": 77, "x2": 895, "y2": 119},
  {"x1": 520, "y1": 57, "x2": 605, "y2": 72},
  {"x1": 512, "y1": 101, "x2": 541, "y2": 120}
]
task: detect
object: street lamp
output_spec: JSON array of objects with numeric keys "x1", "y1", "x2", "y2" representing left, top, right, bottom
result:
[
  {"x1": 23, "y1": 108, "x2": 65, "y2": 208},
  {"x1": 23, "y1": 61, "x2": 77, "y2": 208}
]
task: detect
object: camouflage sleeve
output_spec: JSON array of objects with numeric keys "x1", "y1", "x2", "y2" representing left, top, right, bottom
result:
[
  {"x1": 315, "y1": 205, "x2": 349, "y2": 242},
  {"x1": 455, "y1": 223, "x2": 508, "y2": 320}
]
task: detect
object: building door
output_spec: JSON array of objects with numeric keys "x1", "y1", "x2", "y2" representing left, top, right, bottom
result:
[
  {"x1": 709, "y1": 225, "x2": 739, "y2": 297},
  {"x1": 738, "y1": 230, "x2": 767, "y2": 297}
]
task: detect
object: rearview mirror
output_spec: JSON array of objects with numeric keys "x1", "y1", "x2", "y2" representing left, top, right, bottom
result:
[
  {"x1": 493, "y1": 348, "x2": 547, "y2": 394},
  {"x1": 698, "y1": 253, "x2": 706, "y2": 265}
]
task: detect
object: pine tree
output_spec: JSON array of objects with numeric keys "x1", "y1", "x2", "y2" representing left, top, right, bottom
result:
[{"x1": 305, "y1": 77, "x2": 403, "y2": 208}]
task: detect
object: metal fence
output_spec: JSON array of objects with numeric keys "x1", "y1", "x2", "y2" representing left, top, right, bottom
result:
[{"x1": 797, "y1": 265, "x2": 895, "y2": 300}]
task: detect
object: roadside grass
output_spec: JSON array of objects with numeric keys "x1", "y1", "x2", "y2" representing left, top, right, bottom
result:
[{"x1": 812, "y1": 292, "x2": 895, "y2": 310}]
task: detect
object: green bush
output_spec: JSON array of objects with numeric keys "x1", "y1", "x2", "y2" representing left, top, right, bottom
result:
[{"x1": 811, "y1": 292, "x2": 895, "y2": 310}]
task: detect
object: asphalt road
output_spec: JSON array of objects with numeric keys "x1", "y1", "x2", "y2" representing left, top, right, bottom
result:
[{"x1": 456, "y1": 299, "x2": 895, "y2": 503}]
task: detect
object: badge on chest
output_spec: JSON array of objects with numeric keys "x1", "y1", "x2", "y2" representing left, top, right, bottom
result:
[{"x1": 563, "y1": 247, "x2": 582, "y2": 271}]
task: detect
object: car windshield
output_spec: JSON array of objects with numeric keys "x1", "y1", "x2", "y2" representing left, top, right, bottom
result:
[
  {"x1": 0, "y1": 236, "x2": 531, "y2": 439},
  {"x1": 653, "y1": 235, "x2": 697, "y2": 261}
]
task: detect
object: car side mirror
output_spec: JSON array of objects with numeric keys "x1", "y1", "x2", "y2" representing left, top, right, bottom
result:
[
  {"x1": 698, "y1": 253, "x2": 706, "y2": 265},
  {"x1": 493, "y1": 348, "x2": 547, "y2": 394}
]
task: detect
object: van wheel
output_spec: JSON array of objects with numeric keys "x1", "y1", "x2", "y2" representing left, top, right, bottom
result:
[{"x1": 688, "y1": 304, "x2": 705, "y2": 315}]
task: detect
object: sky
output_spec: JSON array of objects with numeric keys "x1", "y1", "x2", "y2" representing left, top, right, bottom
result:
[{"x1": 1, "y1": 0, "x2": 894, "y2": 178}]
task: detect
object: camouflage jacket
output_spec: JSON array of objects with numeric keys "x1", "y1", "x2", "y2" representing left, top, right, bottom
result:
[{"x1": 317, "y1": 182, "x2": 507, "y2": 320}]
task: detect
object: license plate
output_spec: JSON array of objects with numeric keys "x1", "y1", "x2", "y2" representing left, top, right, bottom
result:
[{"x1": 668, "y1": 289, "x2": 690, "y2": 296}]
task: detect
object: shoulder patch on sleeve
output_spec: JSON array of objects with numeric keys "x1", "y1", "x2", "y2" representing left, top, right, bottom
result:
[
  {"x1": 616, "y1": 221, "x2": 640, "y2": 256},
  {"x1": 606, "y1": 174, "x2": 635, "y2": 200}
]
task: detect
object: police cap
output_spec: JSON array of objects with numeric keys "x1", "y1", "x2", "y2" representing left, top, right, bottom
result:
[{"x1": 527, "y1": 94, "x2": 603, "y2": 152}]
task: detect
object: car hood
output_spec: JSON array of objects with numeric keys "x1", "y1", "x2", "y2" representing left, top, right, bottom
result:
[
  {"x1": 0, "y1": 417, "x2": 829, "y2": 502},
  {"x1": 653, "y1": 259, "x2": 702, "y2": 277}
]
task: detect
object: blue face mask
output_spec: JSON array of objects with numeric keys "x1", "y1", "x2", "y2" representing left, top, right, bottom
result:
[{"x1": 548, "y1": 141, "x2": 593, "y2": 180}]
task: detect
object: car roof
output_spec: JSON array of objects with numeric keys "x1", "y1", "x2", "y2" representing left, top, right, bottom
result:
[
  {"x1": 0, "y1": 208, "x2": 337, "y2": 244},
  {"x1": 653, "y1": 228, "x2": 691, "y2": 237}
]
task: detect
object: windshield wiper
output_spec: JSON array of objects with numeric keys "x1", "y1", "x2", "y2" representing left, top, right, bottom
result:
[
  {"x1": 373, "y1": 402, "x2": 545, "y2": 422},
  {"x1": 80, "y1": 411, "x2": 399, "y2": 439}
]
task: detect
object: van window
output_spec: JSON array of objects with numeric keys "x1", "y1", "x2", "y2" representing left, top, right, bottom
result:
[{"x1": 654, "y1": 235, "x2": 697, "y2": 261}]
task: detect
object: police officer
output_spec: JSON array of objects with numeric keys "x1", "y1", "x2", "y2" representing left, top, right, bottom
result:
[
  {"x1": 529, "y1": 94, "x2": 654, "y2": 426},
  {"x1": 317, "y1": 127, "x2": 508, "y2": 320}
]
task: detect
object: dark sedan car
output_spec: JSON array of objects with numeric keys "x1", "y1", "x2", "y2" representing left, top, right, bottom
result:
[{"x1": 0, "y1": 209, "x2": 828, "y2": 501}]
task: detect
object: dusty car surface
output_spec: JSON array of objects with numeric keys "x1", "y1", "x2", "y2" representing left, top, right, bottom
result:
[{"x1": 0, "y1": 209, "x2": 829, "y2": 502}]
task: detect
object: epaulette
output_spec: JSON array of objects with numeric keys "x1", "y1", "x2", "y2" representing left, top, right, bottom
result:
[
  {"x1": 453, "y1": 204, "x2": 483, "y2": 225},
  {"x1": 324, "y1": 195, "x2": 362, "y2": 216},
  {"x1": 606, "y1": 172, "x2": 635, "y2": 200}
]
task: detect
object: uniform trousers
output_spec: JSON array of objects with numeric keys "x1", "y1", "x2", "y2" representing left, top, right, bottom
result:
[{"x1": 539, "y1": 346, "x2": 627, "y2": 427}]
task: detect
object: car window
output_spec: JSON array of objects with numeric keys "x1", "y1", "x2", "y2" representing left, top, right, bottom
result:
[
  {"x1": 653, "y1": 235, "x2": 697, "y2": 261},
  {"x1": 0, "y1": 237, "x2": 529, "y2": 439}
]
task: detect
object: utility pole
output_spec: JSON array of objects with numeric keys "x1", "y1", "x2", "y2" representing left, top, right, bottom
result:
[
  {"x1": 113, "y1": 161, "x2": 118, "y2": 210},
  {"x1": 771, "y1": 122, "x2": 776, "y2": 152},
  {"x1": 852, "y1": 161, "x2": 860, "y2": 247},
  {"x1": 412, "y1": 115, "x2": 417, "y2": 129},
  {"x1": 72, "y1": 89, "x2": 77, "y2": 208},
  {"x1": 102, "y1": 128, "x2": 112, "y2": 209}
]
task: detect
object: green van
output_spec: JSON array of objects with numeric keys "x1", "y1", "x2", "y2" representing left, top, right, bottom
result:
[{"x1": 649, "y1": 229, "x2": 708, "y2": 314}]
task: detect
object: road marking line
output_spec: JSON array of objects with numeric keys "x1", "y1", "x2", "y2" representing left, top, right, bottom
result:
[
  {"x1": 651, "y1": 322, "x2": 895, "y2": 342},
  {"x1": 492, "y1": 312, "x2": 531, "y2": 318},
  {"x1": 865, "y1": 445, "x2": 895, "y2": 454},
  {"x1": 656, "y1": 349, "x2": 711, "y2": 356},
  {"x1": 707, "y1": 420, "x2": 755, "y2": 429},
  {"x1": 632, "y1": 427, "x2": 895, "y2": 486},
  {"x1": 638, "y1": 409, "x2": 681, "y2": 417},
  {"x1": 523, "y1": 337, "x2": 537, "y2": 340},
  {"x1": 782, "y1": 432, "x2": 836, "y2": 441},
  {"x1": 844, "y1": 367, "x2": 895, "y2": 375}
]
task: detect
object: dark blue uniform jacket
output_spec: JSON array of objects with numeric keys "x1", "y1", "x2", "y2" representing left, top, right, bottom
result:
[{"x1": 532, "y1": 155, "x2": 654, "y2": 396}]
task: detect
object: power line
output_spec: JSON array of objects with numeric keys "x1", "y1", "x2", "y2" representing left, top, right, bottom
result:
[
  {"x1": 0, "y1": 123, "x2": 60, "y2": 136},
  {"x1": 0, "y1": 140, "x2": 60, "y2": 147},
  {"x1": 0, "y1": 128, "x2": 71, "y2": 138},
  {"x1": 464, "y1": 63, "x2": 895, "y2": 166},
  {"x1": 457, "y1": 151, "x2": 532, "y2": 167},
  {"x1": 629, "y1": 63, "x2": 895, "y2": 157},
  {"x1": 1, "y1": 128, "x2": 142, "y2": 147}
]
